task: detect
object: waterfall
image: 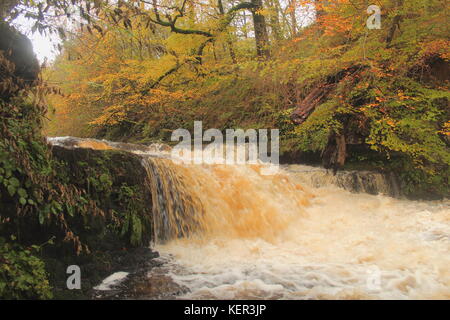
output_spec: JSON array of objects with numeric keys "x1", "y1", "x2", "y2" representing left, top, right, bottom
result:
[
  {"x1": 48, "y1": 137, "x2": 450, "y2": 299},
  {"x1": 143, "y1": 157, "x2": 204, "y2": 242},
  {"x1": 142, "y1": 156, "x2": 313, "y2": 243}
]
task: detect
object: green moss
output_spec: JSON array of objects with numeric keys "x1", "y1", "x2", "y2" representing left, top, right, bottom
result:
[{"x1": 51, "y1": 147, "x2": 153, "y2": 248}]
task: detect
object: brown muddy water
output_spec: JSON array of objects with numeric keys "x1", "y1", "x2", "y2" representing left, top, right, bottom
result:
[{"x1": 49, "y1": 137, "x2": 450, "y2": 300}]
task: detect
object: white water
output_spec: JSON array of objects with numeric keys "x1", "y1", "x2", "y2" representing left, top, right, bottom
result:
[
  {"x1": 151, "y1": 178, "x2": 450, "y2": 300},
  {"x1": 94, "y1": 272, "x2": 129, "y2": 291},
  {"x1": 49, "y1": 137, "x2": 450, "y2": 299}
]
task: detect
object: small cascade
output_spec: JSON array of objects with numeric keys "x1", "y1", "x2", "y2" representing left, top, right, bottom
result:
[{"x1": 142, "y1": 157, "x2": 313, "y2": 243}]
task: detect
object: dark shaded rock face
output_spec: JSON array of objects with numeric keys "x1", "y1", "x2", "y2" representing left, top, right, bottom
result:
[
  {"x1": 50, "y1": 145, "x2": 154, "y2": 246},
  {"x1": 44, "y1": 145, "x2": 157, "y2": 299},
  {"x1": 51, "y1": 145, "x2": 152, "y2": 204},
  {"x1": 0, "y1": 22, "x2": 40, "y2": 99}
]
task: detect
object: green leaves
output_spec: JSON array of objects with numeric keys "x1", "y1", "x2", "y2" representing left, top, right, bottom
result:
[
  {"x1": 117, "y1": 184, "x2": 146, "y2": 246},
  {"x1": 19, "y1": 197, "x2": 27, "y2": 206},
  {"x1": 130, "y1": 214, "x2": 142, "y2": 246},
  {"x1": 17, "y1": 188, "x2": 27, "y2": 198},
  {"x1": 7, "y1": 185, "x2": 16, "y2": 197},
  {"x1": 8, "y1": 177, "x2": 20, "y2": 188},
  {"x1": 2, "y1": 174, "x2": 21, "y2": 197},
  {"x1": 38, "y1": 210, "x2": 46, "y2": 225},
  {"x1": 0, "y1": 241, "x2": 52, "y2": 299}
]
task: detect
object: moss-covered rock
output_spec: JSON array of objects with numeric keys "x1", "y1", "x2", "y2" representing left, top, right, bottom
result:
[{"x1": 51, "y1": 145, "x2": 153, "y2": 247}]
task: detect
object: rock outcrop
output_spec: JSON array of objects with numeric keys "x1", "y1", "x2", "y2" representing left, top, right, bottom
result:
[{"x1": 0, "y1": 22, "x2": 40, "y2": 99}]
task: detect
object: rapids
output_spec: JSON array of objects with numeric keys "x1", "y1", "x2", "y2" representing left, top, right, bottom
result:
[{"x1": 48, "y1": 137, "x2": 450, "y2": 299}]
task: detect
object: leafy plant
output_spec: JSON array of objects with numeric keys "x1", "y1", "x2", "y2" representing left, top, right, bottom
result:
[{"x1": 0, "y1": 238, "x2": 52, "y2": 299}]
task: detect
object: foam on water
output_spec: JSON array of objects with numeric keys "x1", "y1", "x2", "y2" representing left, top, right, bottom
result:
[
  {"x1": 94, "y1": 272, "x2": 129, "y2": 291},
  {"x1": 150, "y1": 175, "x2": 450, "y2": 300}
]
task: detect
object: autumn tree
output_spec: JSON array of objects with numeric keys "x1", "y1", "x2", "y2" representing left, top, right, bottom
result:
[{"x1": 250, "y1": 0, "x2": 270, "y2": 58}]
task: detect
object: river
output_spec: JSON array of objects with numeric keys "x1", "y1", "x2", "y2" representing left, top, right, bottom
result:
[{"x1": 49, "y1": 137, "x2": 450, "y2": 299}]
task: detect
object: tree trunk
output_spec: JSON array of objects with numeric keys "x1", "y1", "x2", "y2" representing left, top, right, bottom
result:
[
  {"x1": 267, "y1": 0, "x2": 283, "y2": 40},
  {"x1": 322, "y1": 132, "x2": 347, "y2": 172},
  {"x1": 386, "y1": 0, "x2": 404, "y2": 47},
  {"x1": 251, "y1": 0, "x2": 270, "y2": 59},
  {"x1": 288, "y1": 0, "x2": 297, "y2": 36},
  {"x1": 0, "y1": 22, "x2": 39, "y2": 99},
  {"x1": 218, "y1": 0, "x2": 237, "y2": 64},
  {"x1": 0, "y1": 0, "x2": 19, "y2": 20}
]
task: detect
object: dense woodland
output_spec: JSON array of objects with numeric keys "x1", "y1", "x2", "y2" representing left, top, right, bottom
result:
[
  {"x1": 44, "y1": 0, "x2": 449, "y2": 195},
  {"x1": 0, "y1": 0, "x2": 449, "y2": 299}
]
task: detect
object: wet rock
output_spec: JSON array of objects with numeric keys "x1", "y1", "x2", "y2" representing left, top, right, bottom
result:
[
  {"x1": 91, "y1": 247, "x2": 163, "y2": 300},
  {"x1": 285, "y1": 164, "x2": 401, "y2": 197},
  {"x1": 44, "y1": 143, "x2": 159, "y2": 299}
]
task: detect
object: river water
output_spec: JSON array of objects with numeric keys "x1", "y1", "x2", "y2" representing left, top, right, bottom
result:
[{"x1": 49, "y1": 137, "x2": 450, "y2": 299}]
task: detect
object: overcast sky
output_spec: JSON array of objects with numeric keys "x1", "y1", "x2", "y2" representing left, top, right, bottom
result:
[{"x1": 12, "y1": 15, "x2": 60, "y2": 63}]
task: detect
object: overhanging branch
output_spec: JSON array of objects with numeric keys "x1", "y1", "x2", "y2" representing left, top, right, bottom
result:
[{"x1": 140, "y1": 1, "x2": 256, "y2": 91}]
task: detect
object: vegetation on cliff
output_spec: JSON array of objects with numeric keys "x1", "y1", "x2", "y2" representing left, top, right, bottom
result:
[{"x1": 1, "y1": 89, "x2": 154, "y2": 298}]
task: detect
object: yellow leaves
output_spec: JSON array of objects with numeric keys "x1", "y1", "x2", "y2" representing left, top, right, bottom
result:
[
  {"x1": 373, "y1": 117, "x2": 396, "y2": 128},
  {"x1": 256, "y1": 9, "x2": 270, "y2": 16},
  {"x1": 143, "y1": 88, "x2": 198, "y2": 106},
  {"x1": 320, "y1": 13, "x2": 353, "y2": 37},
  {"x1": 68, "y1": 92, "x2": 83, "y2": 100},
  {"x1": 397, "y1": 90, "x2": 413, "y2": 101},
  {"x1": 386, "y1": 119, "x2": 396, "y2": 127},
  {"x1": 371, "y1": 65, "x2": 393, "y2": 79},
  {"x1": 355, "y1": 81, "x2": 369, "y2": 90},
  {"x1": 89, "y1": 105, "x2": 127, "y2": 126},
  {"x1": 439, "y1": 121, "x2": 450, "y2": 136},
  {"x1": 420, "y1": 40, "x2": 450, "y2": 61},
  {"x1": 87, "y1": 85, "x2": 199, "y2": 127}
]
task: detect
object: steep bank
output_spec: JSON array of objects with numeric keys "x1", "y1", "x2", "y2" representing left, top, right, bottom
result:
[
  {"x1": 1, "y1": 31, "x2": 158, "y2": 297},
  {"x1": 1, "y1": 135, "x2": 158, "y2": 299}
]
